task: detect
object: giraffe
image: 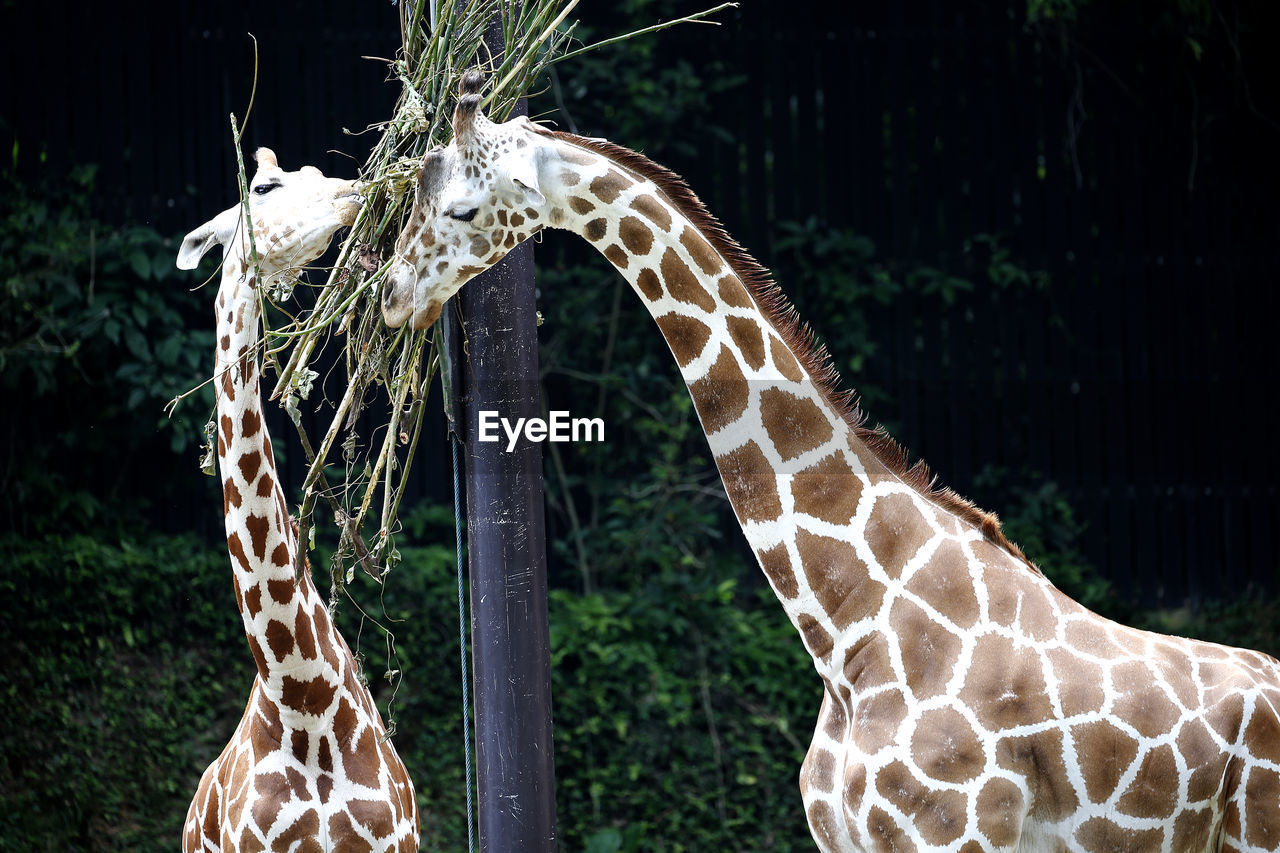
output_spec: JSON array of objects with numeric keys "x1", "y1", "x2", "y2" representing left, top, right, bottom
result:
[
  {"x1": 176, "y1": 148, "x2": 419, "y2": 853},
  {"x1": 381, "y1": 74, "x2": 1280, "y2": 851}
]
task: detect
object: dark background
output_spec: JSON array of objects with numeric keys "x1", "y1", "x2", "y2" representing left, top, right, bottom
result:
[{"x1": 2, "y1": 1, "x2": 1279, "y2": 849}]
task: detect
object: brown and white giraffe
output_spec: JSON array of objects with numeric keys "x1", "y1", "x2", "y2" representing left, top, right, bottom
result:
[
  {"x1": 382, "y1": 73, "x2": 1280, "y2": 852},
  {"x1": 177, "y1": 148, "x2": 419, "y2": 853}
]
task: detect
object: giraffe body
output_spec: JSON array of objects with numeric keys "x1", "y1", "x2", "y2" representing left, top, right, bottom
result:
[
  {"x1": 382, "y1": 76, "x2": 1280, "y2": 852},
  {"x1": 178, "y1": 149, "x2": 418, "y2": 852}
]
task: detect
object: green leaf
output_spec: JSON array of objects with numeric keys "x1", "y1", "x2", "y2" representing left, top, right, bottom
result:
[{"x1": 128, "y1": 249, "x2": 151, "y2": 281}]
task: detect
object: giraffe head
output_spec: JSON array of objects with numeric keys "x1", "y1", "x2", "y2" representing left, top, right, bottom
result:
[
  {"x1": 177, "y1": 148, "x2": 362, "y2": 277},
  {"x1": 382, "y1": 71, "x2": 546, "y2": 329}
]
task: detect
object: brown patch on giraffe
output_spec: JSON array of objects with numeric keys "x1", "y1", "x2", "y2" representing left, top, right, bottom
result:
[
  {"x1": 717, "y1": 274, "x2": 753, "y2": 308},
  {"x1": 806, "y1": 800, "x2": 844, "y2": 852},
  {"x1": 265, "y1": 619, "x2": 294, "y2": 662},
  {"x1": 285, "y1": 765, "x2": 311, "y2": 802},
  {"x1": 318, "y1": 735, "x2": 334, "y2": 773},
  {"x1": 567, "y1": 195, "x2": 594, "y2": 215},
  {"x1": 797, "y1": 529, "x2": 881, "y2": 630},
  {"x1": 867, "y1": 805, "x2": 918, "y2": 853},
  {"x1": 328, "y1": 813, "x2": 374, "y2": 853},
  {"x1": 875, "y1": 760, "x2": 967, "y2": 845},
  {"x1": 1076, "y1": 816, "x2": 1162, "y2": 852},
  {"x1": 244, "y1": 583, "x2": 262, "y2": 618},
  {"x1": 229, "y1": 532, "x2": 250, "y2": 571},
  {"x1": 267, "y1": 578, "x2": 294, "y2": 605},
  {"x1": 290, "y1": 730, "x2": 309, "y2": 764},
  {"x1": 1153, "y1": 643, "x2": 1199, "y2": 709},
  {"x1": 245, "y1": 513, "x2": 271, "y2": 561},
  {"x1": 603, "y1": 244, "x2": 629, "y2": 269},
  {"x1": 630, "y1": 193, "x2": 672, "y2": 232},
  {"x1": 660, "y1": 247, "x2": 716, "y2": 312},
  {"x1": 797, "y1": 613, "x2": 833, "y2": 662},
  {"x1": 864, "y1": 492, "x2": 933, "y2": 580},
  {"x1": 843, "y1": 632, "x2": 896, "y2": 691},
  {"x1": 248, "y1": 634, "x2": 270, "y2": 677},
  {"x1": 1117, "y1": 744, "x2": 1179, "y2": 819},
  {"x1": 976, "y1": 777, "x2": 1025, "y2": 848},
  {"x1": 295, "y1": 603, "x2": 317, "y2": 660},
  {"x1": 583, "y1": 218, "x2": 607, "y2": 242},
  {"x1": 852, "y1": 688, "x2": 908, "y2": 754},
  {"x1": 757, "y1": 543, "x2": 798, "y2": 599},
  {"x1": 315, "y1": 603, "x2": 342, "y2": 669},
  {"x1": 769, "y1": 335, "x2": 806, "y2": 382},
  {"x1": 725, "y1": 315, "x2": 767, "y2": 371},
  {"x1": 510, "y1": 212, "x2": 525, "y2": 228},
  {"x1": 333, "y1": 696, "x2": 359, "y2": 746},
  {"x1": 636, "y1": 268, "x2": 663, "y2": 301},
  {"x1": 589, "y1": 169, "x2": 633, "y2": 204},
  {"x1": 1171, "y1": 807, "x2": 1215, "y2": 852},
  {"x1": 242, "y1": 408, "x2": 262, "y2": 439},
  {"x1": 349, "y1": 798, "x2": 395, "y2": 837},
  {"x1": 250, "y1": 691, "x2": 283, "y2": 760},
  {"x1": 996, "y1": 729, "x2": 1079, "y2": 820},
  {"x1": 272, "y1": 809, "x2": 321, "y2": 852},
  {"x1": 805, "y1": 747, "x2": 837, "y2": 792},
  {"x1": 688, "y1": 344, "x2": 750, "y2": 434},
  {"x1": 250, "y1": 772, "x2": 286, "y2": 829},
  {"x1": 221, "y1": 413, "x2": 235, "y2": 447},
  {"x1": 961, "y1": 633, "x2": 1055, "y2": 731},
  {"x1": 1204, "y1": 684, "x2": 1245, "y2": 743},
  {"x1": 1071, "y1": 720, "x2": 1140, "y2": 803},
  {"x1": 679, "y1": 226, "x2": 723, "y2": 275},
  {"x1": 982, "y1": 556, "x2": 1058, "y2": 643},
  {"x1": 890, "y1": 598, "x2": 962, "y2": 700},
  {"x1": 223, "y1": 478, "x2": 242, "y2": 512},
  {"x1": 469, "y1": 235, "x2": 490, "y2": 257},
  {"x1": 1111, "y1": 660, "x2": 1182, "y2": 738},
  {"x1": 788, "y1": 448, "x2": 860, "y2": 522},
  {"x1": 760, "y1": 388, "x2": 835, "y2": 461},
  {"x1": 342, "y1": 726, "x2": 384, "y2": 789},
  {"x1": 1245, "y1": 767, "x2": 1280, "y2": 850},
  {"x1": 618, "y1": 216, "x2": 654, "y2": 256},
  {"x1": 239, "y1": 826, "x2": 266, "y2": 853},
  {"x1": 1047, "y1": 647, "x2": 1105, "y2": 717},
  {"x1": 715, "y1": 441, "x2": 781, "y2": 523},
  {"x1": 281, "y1": 674, "x2": 338, "y2": 717},
  {"x1": 911, "y1": 708, "x2": 985, "y2": 784},
  {"x1": 822, "y1": 689, "x2": 848, "y2": 740},
  {"x1": 904, "y1": 540, "x2": 979, "y2": 629},
  {"x1": 269, "y1": 543, "x2": 290, "y2": 570},
  {"x1": 1243, "y1": 699, "x2": 1280, "y2": 764}
]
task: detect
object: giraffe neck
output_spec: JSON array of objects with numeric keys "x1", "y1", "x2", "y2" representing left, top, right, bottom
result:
[
  {"x1": 214, "y1": 257, "x2": 356, "y2": 724},
  {"x1": 538, "y1": 133, "x2": 963, "y2": 671}
]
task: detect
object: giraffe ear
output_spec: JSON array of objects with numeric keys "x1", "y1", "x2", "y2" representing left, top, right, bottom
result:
[
  {"x1": 176, "y1": 206, "x2": 241, "y2": 270},
  {"x1": 497, "y1": 154, "x2": 544, "y2": 207}
]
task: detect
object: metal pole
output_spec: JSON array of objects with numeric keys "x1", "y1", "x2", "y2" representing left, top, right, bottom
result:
[{"x1": 443, "y1": 5, "x2": 557, "y2": 851}]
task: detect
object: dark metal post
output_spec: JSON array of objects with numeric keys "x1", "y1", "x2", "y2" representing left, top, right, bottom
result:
[{"x1": 442, "y1": 6, "x2": 557, "y2": 852}]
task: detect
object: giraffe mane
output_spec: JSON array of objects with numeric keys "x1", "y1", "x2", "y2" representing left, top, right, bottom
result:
[{"x1": 542, "y1": 127, "x2": 1033, "y2": 570}]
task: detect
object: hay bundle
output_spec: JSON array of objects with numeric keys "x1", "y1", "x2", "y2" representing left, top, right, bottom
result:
[{"x1": 227, "y1": 1, "x2": 730, "y2": 587}]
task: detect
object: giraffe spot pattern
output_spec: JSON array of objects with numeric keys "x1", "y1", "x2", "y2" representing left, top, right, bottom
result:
[
  {"x1": 716, "y1": 440, "x2": 782, "y2": 524},
  {"x1": 636, "y1": 267, "x2": 663, "y2": 301},
  {"x1": 757, "y1": 543, "x2": 798, "y2": 599},
  {"x1": 995, "y1": 729, "x2": 1079, "y2": 819},
  {"x1": 660, "y1": 247, "x2": 716, "y2": 312},
  {"x1": 875, "y1": 760, "x2": 967, "y2": 845},
  {"x1": 975, "y1": 777, "x2": 1025, "y2": 848},
  {"x1": 890, "y1": 598, "x2": 961, "y2": 699},
  {"x1": 281, "y1": 674, "x2": 338, "y2": 716},
  {"x1": 688, "y1": 344, "x2": 750, "y2": 434},
  {"x1": 798, "y1": 612, "x2": 834, "y2": 662},
  {"x1": 961, "y1": 633, "x2": 1055, "y2": 730},
  {"x1": 654, "y1": 313, "x2": 710, "y2": 367},
  {"x1": 584, "y1": 218, "x2": 607, "y2": 242},
  {"x1": 769, "y1": 334, "x2": 805, "y2": 382},
  {"x1": 1071, "y1": 720, "x2": 1140, "y2": 803},
  {"x1": 603, "y1": 244, "x2": 629, "y2": 268},
  {"x1": 717, "y1": 274, "x2": 754, "y2": 308},
  {"x1": 630, "y1": 193, "x2": 672, "y2": 232},
  {"x1": 796, "y1": 529, "x2": 879, "y2": 631},
  {"x1": 852, "y1": 688, "x2": 908, "y2": 754},
  {"x1": 618, "y1": 215, "x2": 654, "y2": 256},
  {"x1": 725, "y1": 315, "x2": 766, "y2": 371},
  {"x1": 760, "y1": 387, "x2": 833, "y2": 460},
  {"x1": 910, "y1": 708, "x2": 985, "y2": 784},
  {"x1": 792, "y1": 451, "x2": 862, "y2": 525},
  {"x1": 864, "y1": 493, "x2": 932, "y2": 580}
]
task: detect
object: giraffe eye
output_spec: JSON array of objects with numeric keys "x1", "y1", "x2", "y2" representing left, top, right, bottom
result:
[
  {"x1": 253, "y1": 183, "x2": 279, "y2": 196},
  {"x1": 449, "y1": 207, "x2": 479, "y2": 223}
]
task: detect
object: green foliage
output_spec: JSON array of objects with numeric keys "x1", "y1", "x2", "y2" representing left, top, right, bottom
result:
[
  {"x1": 0, "y1": 527, "x2": 249, "y2": 851},
  {"x1": 0, "y1": 166, "x2": 214, "y2": 533}
]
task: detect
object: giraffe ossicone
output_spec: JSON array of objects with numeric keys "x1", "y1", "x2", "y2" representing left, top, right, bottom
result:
[
  {"x1": 177, "y1": 148, "x2": 419, "y2": 853},
  {"x1": 385, "y1": 74, "x2": 1280, "y2": 852}
]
